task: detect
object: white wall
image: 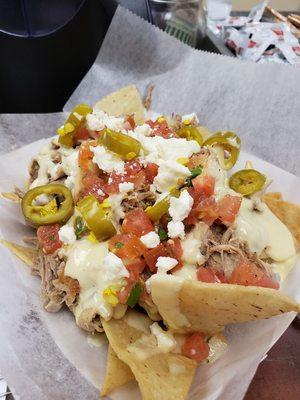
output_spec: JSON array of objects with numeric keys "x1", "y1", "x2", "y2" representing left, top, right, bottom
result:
[{"x1": 232, "y1": 0, "x2": 300, "y2": 12}]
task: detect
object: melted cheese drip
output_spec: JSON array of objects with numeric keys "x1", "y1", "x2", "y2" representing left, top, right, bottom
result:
[
  {"x1": 235, "y1": 198, "x2": 296, "y2": 262},
  {"x1": 273, "y1": 255, "x2": 298, "y2": 282},
  {"x1": 65, "y1": 239, "x2": 115, "y2": 322},
  {"x1": 150, "y1": 274, "x2": 190, "y2": 330}
]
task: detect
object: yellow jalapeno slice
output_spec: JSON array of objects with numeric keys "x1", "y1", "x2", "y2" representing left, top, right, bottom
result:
[
  {"x1": 203, "y1": 131, "x2": 241, "y2": 170},
  {"x1": 58, "y1": 104, "x2": 92, "y2": 147},
  {"x1": 177, "y1": 125, "x2": 203, "y2": 145},
  {"x1": 100, "y1": 128, "x2": 141, "y2": 160},
  {"x1": 146, "y1": 197, "x2": 170, "y2": 222},
  {"x1": 21, "y1": 184, "x2": 74, "y2": 226},
  {"x1": 77, "y1": 195, "x2": 116, "y2": 241},
  {"x1": 229, "y1": 169, "x2": 266, "y2": 196}
]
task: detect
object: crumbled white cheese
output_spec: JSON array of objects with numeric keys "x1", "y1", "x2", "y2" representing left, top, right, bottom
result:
[
  {"x1": 150, "y1": 322, "x2": 176, "y2": 353},
  {"x1": 34, "y1": 194, "x2": 50, "y2": 205},
  {"x1": 64, "y1": 175, "x2": 76, "y2": 191},
  {"x1": 61, "y1": 150, "x2": 79, "y2": 176},
  {"x1": 134, "y1": 123, "x2": 152, "y2": 137},
  {"x1": 140, "y1": 231, "x2": 160, "y2": 249},
  {"x1": 91, "y1": 145, "x2": 124, "y2": 174},
  {"x1": 182, "y1": 112, "x2": 199, "y2": 125},
  {"x1": 169, "y1": 190, "x2": 194, "y2": 222},
  {"x1": 102, "y1": 252, "x2": 129, "y2": 281},
  {"x1": 145, "y1": 278, "x2": 151, "y2": 294},
  {"x1": 153, "y1": 161, "x2": 191, "y2": 192},
  {"x1": 58, "y1": 225, "x2": 77, "y2": 245},
  {"x1": 167, "y1": 220, "x2": 185, "y2": 239},
  {"x1": 118, "y1": 181, "x2": 134, "y2": 193},
  {"x1": 156, "y1": 256, "x2": 178, "y2": 273},
  {"x1": 86, "y1": 109, "x2": 125, "y2": 131}
]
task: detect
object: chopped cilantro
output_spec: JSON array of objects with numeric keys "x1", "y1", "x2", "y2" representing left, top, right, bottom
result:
[
  {"x1": 49, "y1": 234, "x2": 55, "y2": 242},
  {"x1": 115, "y1": 242, "x2": 124, "y2": 249},
  {"x1": 185, "y1": 167, "x2": 202, "y2": 187},
  {"x1": 126, "y1": 282, "x2": 142, "y2": 308},
  {"x1": 158, "y1": 227, "x2": 168, "y2": 241},
  {"x1": 74, "y1": 216, "x2": 88, "y2": 239}
]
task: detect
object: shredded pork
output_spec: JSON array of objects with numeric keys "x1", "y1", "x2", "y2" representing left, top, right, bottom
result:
[{"x1": 202, "y1": 224, "x2": 273, "y2": 278}]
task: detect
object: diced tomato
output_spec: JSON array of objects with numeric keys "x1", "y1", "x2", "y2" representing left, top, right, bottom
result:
[
  {"x1": 118, "y1": 279, "x2": 136, "y2": 304},
  {"x1": 144, "y1": 243, "x2": 169, "y2": 272},
  {"x1": 182, "y1": 332, "x2": 210, "y2": 363},
  {"x1": 192, "y1": 175, "x2": 215, "y2": 197},
  {"x1": 165, "y1": 238, "x2": 183, "y2": 271},
  {"x1": 144, "y1": 162, "x2": 158, "y2": 183},
  {"x1": 122, "y1": 208, "x2": 154, "y2": 237},
  {"x1": 146, "y1": 119, "x2": 175, "y2": 139},
  {"x1": 74, "y1": 125, "x2": 90, "y2": 141},
  {"x1": 78, "y1": 141, "x2": 99, "y2": 174},
  {"x1": 109, "y1": 233, "x2": 146, "y2": 260},
  {"x1": 78, "y1": 172, "x2": 108, "y2": 203},
  {"x1": 124, "y1": 115, "x2": 136, "y2": 130},
  {"x1": 125, "y1": 258, "x2": 146, "y2": 281},
  {"x1": 186, "y1": 196, "x2": 218, "y2": 226},
  {"x1": 197, "y1": 267, "x2": 221, "y2": 283},
  {"x1": 37, "y1": 224, "x2": 62, "y2": 255},
  {"x1": 187, "y1": 153, "x2": 209, "y2": 170},
  {"x1": 217, "y1": 195, "x2": 242, "y2": 225},
  {"x1": 228, "y1": 261, "x2": 279, "y2": 289},
  {"x1": 103, "y1": 160, "x2": 144, "y2": 194}
]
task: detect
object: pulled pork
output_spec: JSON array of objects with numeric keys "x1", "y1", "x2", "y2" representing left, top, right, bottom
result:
[
  {"x1": 33, "y1": 250, "x2": 79, "y2": 313},
  {"x1": 201, "y1": 223, "x2": 273, "y2": 279},
  {"x1": 122, "y1": 183, "x2": 156, "y2": 212}
]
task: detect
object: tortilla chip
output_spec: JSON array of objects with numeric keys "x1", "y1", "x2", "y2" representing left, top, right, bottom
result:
[
  {"x1": 101, "y1": 344, "x2": 134, "y2": 396},
  {"x1": 102, "y1": 310, "x2": 197, "y2": 400},
  {"x1": 263, "y1": 194, "x2": 300, "y2": 248},
  {"x1": 94, "y1": 85, "x2": 145, "y2": 125},
  {"x1": 0, "y1": 239, "x2": 37, "y2": 267},
  {"x1": 1, "y1": 191, "x2": 21, "y2": 203},
  {"x1": 263, "y1": 192, "x2": 282, "y2": 201},
  {"x1": 151, "y1": 275, "x2": 300, "y2": 335},
  {"x1": 207, "y1": 334, "x2": 227, "y2": 364}
]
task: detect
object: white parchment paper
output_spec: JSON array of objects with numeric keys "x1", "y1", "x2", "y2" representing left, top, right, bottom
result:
[{"x1": 0, "y1": 6, "x2": 299, "y2": 400}]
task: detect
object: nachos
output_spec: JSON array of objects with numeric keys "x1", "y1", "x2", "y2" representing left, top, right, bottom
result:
[{"x1": 2, "y1": 86, "x2": 299, "y2": 400}]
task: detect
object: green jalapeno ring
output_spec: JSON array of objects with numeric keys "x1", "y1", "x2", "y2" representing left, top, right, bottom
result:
[
  {"x1": 99, "y1": 128, "x2": 141, "y2": 160},
  {"x1": 77, "y1": 195, "x2": 116, "y2": 241},
  {"x1": 203, "y1": 131, "x2": 241, "y2": 170},
  {"x1": 229, "y1": 169, "x2": 266, "y2": 196},
  {"x1": 177, "y1": 126, "x2": 203, "y2": 146},
  {"x1": 21, "y1": 184, "x2": 74, "y2": 226}
]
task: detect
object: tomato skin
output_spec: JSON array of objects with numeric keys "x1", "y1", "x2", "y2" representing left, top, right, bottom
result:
[
  {"x1": 78, "y1": 173, "x2": 108, "y2": 203},
  {"x1": 182, "y1": 332, "x2": 210, "y2": 363},
  {"x1": 145, "y1": 163, "x2": 159, "y2": 183},
  {"x1": 197, "y1": 267, "x2": 220, "y2": 283},
  {"x1": 125, "y1": 258, "x2": 146, "y2": 281},
  {"x1": 78, "y1": 141, "x2": 99, "y2": 175},
  {"x1": 165, "y1": 238, "x2": 183, "y2": 271},
  {"x1": 144, "y1": 243, "x2": 169, "y2": 272},
  {"x1": 185, "y1": 195, "x2": 218, "y2": 226},
  {"x1": 122, "y1": 208, "x2": 154, "y2": 237},
  {"x1": 37, "y1": 224, "x2": 62, "y2": 255},
  {"x1": 217, "y1": 195, "x2": 242, "y2": 225},
  {"x1": 228, "y1": 261, "x2": 279, "y2": 289},
  {"x1": 109, "y1": 233, "x2": 146, "y2": 260},
  {"x1": 146, "y1": 119, "x2": 175, "y2": 139},
  {"x1": 192, "y1": 175, "x2": 215, "y2": 197}
]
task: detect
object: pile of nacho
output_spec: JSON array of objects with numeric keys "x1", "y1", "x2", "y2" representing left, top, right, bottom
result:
[{"x1": 2, "y1": 86, "x2": 299, "y2": 400}]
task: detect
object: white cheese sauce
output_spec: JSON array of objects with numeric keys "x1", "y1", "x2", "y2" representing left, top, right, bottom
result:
[
  {"x1": 65, "y1": 239, "x2": 123, "y2": 323},
  {"x1": 150, "y1": 274, "x2": 191, "y2": 330},
  {"x1": 235, "y1": 198, "x2": 296, "y2": 262}
]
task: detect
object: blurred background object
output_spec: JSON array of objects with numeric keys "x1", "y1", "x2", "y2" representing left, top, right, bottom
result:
[
  {"x1": 149, "y1": 0, "x2": 206, "y2": 47},
  {"x1": 0, "y1": 0, "x2": 152, "y2": 113}
]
